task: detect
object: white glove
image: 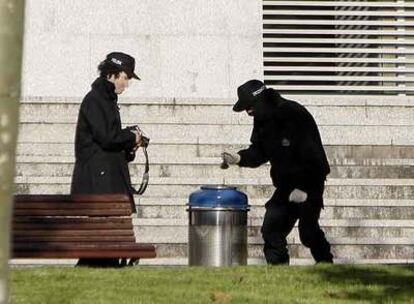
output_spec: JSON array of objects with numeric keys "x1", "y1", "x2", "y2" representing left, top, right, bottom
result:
[
  {"x1": 220, "y1": 152, "x2": 240, "y2": 169},
  {"x1": 289, "y1": 188, "x2": 308, "y2": 203}
]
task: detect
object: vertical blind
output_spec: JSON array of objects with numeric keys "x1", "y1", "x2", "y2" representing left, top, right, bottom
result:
[{"x1": 263, "y1": 0, "x2": 414, "y2": 94}]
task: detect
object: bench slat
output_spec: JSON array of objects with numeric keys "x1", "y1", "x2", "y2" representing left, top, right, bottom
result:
[
  {"x1": 14, "y1": 194, "x2": 131, "y2": 203},
  {"x1": 14, "y1": 243, "x2": 155, "y2": 250},
  {"x1": 14, "y1": 209, "x2": 131, "y2": 216},
  {"x1": 13, "y1": 222, "x2": 133, "y2": 230},
  {"x1": 13, "y1": 250, "x2": 157, "y2": 259},
  {"x1": 14, "y1": 236, "x2": 136, "y2": 242},
  {"x1": 13, "y1": 243, "x2": 156, "y2": 258},
  {"x1": 13, "y1": 230, "x2": 134, "y2": 237},
  {"x1": 13, "y1": 217, "x2": 132, "y2": 224},
  {"x1": 13, "y1": 217, "x2": 133, "y2": 230},
  {"x1": 14, "y1": 202, "x2": 131, "y2": 209}
]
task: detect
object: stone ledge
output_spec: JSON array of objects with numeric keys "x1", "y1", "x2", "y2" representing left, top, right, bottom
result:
[
  {"x1": 135, "y1": 197, "x2": 414, "y2": 207},
  {"x1": 13, "y1": 176, "x2": 414, "y2": 186},
  {"x1": 20, "y1": 95, "x2": 414, "y2": 107},
  {"x1": 10, "y1": 257, "x2": 414, "y2": 266},
  {"x1": 133, "y1": 218, "x2": 414, "y2": 227}
]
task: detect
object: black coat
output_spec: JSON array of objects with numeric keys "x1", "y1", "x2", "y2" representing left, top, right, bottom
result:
[
  {"x1": 71, "y1": 77, "x2": 136, "y2": 200},
  {"x1": 238, "y1": 89, "x2": 330, "y2": 195}
]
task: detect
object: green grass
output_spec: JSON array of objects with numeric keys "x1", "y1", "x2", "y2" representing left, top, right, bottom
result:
[{"x1": 10, "y1": 265, "x2": 414, "y2": 304}]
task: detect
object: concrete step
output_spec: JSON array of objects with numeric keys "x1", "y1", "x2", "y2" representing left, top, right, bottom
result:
[
  {"x1": 132, "y1": 218, "x2": 414, "y2": 244},
  {"x1": 11, "y1": 257, "x2": 414, "y2": 266},
  {"x1": 136, "y1": 197, "x2": 414, "y2": 207},
  {"x1": 14, "y1": 177, "x2": 414, "y2": 200},
  {"x1": 17, "y1": 122, "x2": 414, "y2": 145},
  {"x1": 14, "y1": 176, "x2": 414, "y2": 186},
  {"x1": 136, "y1": 257, "x2": 414, "y2": 266},
  {"x1": 20, "y1": 95, "x2": 414, "y2": 106},
  {"x1": 138, "y1": 257, "x2": 414, "y2": 266},
  {"x1": 19, "y1": 101, "x2": 414, "y2": 126},
  {"x1": 135, "y1": 216, "x2": 414, "y2": 262},
  {"x1": 136, "y1": 205, "x2": 414, "y2": 220},
  {"x1": 14, "y1": 162, "x2": 414, "y2": 179},
  {"x1": 16, "y1": 143, "x2": 414, "y2": 164},
  {"x1": 134, "y1": 225, "x2": 414, "y2": 243},
  {"x1": 133, "y1": 217, "x2": 414, "y2": 227},
  {"x1": 147, "y1": 243, "x2": 414, "y2": 260}
]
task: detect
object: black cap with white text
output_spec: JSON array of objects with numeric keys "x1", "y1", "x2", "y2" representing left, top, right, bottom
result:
[{"x1": 105, "y1": 52, "x2": 140, "y2": 80}]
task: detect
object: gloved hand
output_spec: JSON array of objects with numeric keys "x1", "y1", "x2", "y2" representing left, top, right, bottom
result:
[
  {"x1": 289, "y1": 188, "x2": 308, "y2": 203},
  {"x1": 220, "y1": 152, "x2": 241, "y2": 169}
]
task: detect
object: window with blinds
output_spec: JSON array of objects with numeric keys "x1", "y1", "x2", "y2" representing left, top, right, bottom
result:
[{"x1": 263, "y1": 0, "x2": 414, "y2": 94}]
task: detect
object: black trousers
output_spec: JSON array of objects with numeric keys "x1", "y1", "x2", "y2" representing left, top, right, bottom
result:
[{"x1": 261, "y1": 185, "x2": 333, "y2": 264}]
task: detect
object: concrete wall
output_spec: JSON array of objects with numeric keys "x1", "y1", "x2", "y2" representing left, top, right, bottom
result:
[{"x1": 22, "y1": 0, "x2": 263, "y2": 99}]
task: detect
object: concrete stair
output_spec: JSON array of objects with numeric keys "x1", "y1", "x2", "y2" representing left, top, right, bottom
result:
[{"x1": 13, "y1": 97, "x2": 414, "y2": 265}]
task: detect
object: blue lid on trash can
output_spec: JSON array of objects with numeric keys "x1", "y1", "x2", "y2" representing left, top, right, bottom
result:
[{"x1": 188, "y1": 185, "x2": 248, "y2": 209}]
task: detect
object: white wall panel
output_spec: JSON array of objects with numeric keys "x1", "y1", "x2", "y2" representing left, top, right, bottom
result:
[{"x1": 22, "y1": 0, "x2": 263, "y2": 99}]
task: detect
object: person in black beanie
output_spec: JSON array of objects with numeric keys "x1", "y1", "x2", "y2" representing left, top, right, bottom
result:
[
  {"x1": 221, "y1": 79, "x2": 333, "y2": 265},
  {"x1": 71, "y1": 52, "x2": 143, "y2": 267}
]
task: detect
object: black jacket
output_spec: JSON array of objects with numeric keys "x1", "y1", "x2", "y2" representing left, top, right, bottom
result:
[
  {"x1": 71, "y1": 77, "x2": 136, "y2": 199},
  {"x1": 238, "y1": 89, "x2": 330, "y2": 195}
]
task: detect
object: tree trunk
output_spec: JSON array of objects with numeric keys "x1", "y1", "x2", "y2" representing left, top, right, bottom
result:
[{"x1": 0, "y1": 1, "x2": 25, "y2": 303}]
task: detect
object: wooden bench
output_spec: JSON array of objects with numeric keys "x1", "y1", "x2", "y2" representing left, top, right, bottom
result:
[{"x1": 12, "y1": 194, "x2": 156, "y2": 260}]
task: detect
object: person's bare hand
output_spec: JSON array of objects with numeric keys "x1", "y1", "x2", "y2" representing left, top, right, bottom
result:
[{"x1": 131, "y1": 129, "x2": 142, "y2": 146}]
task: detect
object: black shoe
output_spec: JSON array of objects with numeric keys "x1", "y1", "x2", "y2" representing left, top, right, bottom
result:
[
  {"x1": 128, "y1": 258, "x2": 140, "y2": 266},
  {"x1": 315, "y1": 259, "x2": 334, "y2": 265},
  {"x1": 265, "y1": 255, "x2": 290, "y2": 265}
]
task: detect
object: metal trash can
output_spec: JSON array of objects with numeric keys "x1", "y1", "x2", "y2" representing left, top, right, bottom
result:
[{"x1": 188, "y1": 185, "x2": 249, "y2": 266}]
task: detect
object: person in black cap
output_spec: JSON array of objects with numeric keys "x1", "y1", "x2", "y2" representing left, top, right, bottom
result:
[
  {"x1": 71, "y1": 52, "x2": 143, "y2": 267},
  {"x1": 221, "y1": 79, "x2": 333, "y2": 265}
]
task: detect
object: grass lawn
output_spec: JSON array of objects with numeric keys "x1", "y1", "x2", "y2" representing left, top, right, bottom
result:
[{"x1": 10, "y1": 264, "x2": 414, "y2": 304}]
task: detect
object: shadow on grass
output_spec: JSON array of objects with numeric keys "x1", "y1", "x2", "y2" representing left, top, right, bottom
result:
[{"x1": 309, "y1": 264, "x2": 414, "y2": 303}]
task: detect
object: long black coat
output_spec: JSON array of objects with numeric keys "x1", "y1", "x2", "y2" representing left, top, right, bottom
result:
[
  {"x1": 71, "y1": 77, "x2": 136, "y2": 201},
  {"x1": 238, "y1": 89, "x2": 330, "y2": 196}
]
